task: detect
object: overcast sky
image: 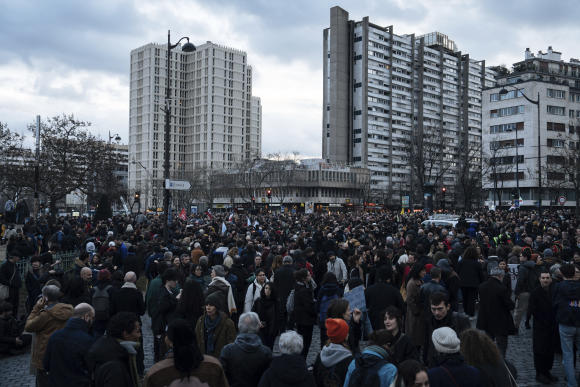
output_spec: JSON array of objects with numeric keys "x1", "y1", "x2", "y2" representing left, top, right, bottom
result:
[{"x1": 1, "y1": 0, "x2": 579, "y2": 157}]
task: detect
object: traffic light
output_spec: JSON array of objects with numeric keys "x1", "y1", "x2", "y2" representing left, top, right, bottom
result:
[
  {"x1": 441, "y1": 187, "x2": 446, "y2": 210},
  {"x1": 134, "y1": 191, "x2": 140, "y2": 200},
  {"x1": 266, "y1": 189, "x2": 272, "y2": 199},
  {"x1": 252, "y1": 196, "x2": 255, "y2": 204},
  {"x1": 441, "y1": 187, "x2": 446, "y2": 193}
]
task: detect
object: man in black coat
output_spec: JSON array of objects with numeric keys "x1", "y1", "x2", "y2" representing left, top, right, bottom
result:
[
  {"x1": 0, "y1": 255, "x2": 22, "y2": 316},
  {"x1": 476, "y1": 267, "x2": 516, "y2": 357},
  {"x1": 365, "y1": 265, "x2": 404, "y2": 330},
  {"x1": 424, "y1": 292, "x2": 471, "y2": 366},
  {"x1": 220, "y1": 312, "x2": 272, "y2": 387},
  {"x1": 272, "y1": 256, "x2": 295, "y2": 326},
  {"x1": 527, "y1": 269, "x2": 559, "y2": 384},
  {"x1": 43, "y1": 303, "x2": 96, "y2": 387}
]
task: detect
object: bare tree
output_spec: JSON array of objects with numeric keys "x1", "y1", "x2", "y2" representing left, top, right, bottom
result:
[
  {"x1": 266, "y1": 152, "x2": 302, "y2": 206},
  {"x1": 0, "y1": 123, "x2": 34, "y2": 201},
  {"x1": 456, "y1": 141, "x2": 482, "y2": 210},
  {"x1": 482, "y1": 145, "x2": 517, "y2": 207}
]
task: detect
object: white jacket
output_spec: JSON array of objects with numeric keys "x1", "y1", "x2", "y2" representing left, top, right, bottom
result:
[
  {"x1": 244, "y1": 279, "x2": 264, "y2": 313},
  {"x1": 327, "y1": 257, "x2": 348, "y2": 283}
]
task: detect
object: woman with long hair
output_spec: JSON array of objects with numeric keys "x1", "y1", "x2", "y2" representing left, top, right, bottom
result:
[
  {"x1": 395, "y1": 359, "x2": 429, "y2": 387},
  {"x1": 327, "y1": 298, "x2": 363, "y2": 354},
  {"x1": 175, "y1": 279, "x2": 204, "y2": 331},
  {"x1": 144, "y1": 319, "x2": 228, "y2": 387},
  {"x1": 460, "y1": 328, "x2": 515, "y2": 386},
  {"x1": 252, "y1": 282, "x2": 282, "y2": 349}
]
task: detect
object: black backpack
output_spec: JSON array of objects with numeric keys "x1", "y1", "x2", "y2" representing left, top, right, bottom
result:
[
  {"x1": 92, "y1": 285, "x2": 112, "y2": 320},
  {"x1": 319, "y1": 364, "x2": 342, "y2": 387},
  {"x1": 347, "y1": 355, "x2": 389, "y2": 387}
]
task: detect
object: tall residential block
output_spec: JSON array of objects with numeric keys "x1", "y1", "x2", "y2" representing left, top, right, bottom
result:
[
  {"x1": 129, "y1": 41, "x2": 261, "y2": 210},
  {"x1": 482, "y1": 47, "x2": 580, "y2": 209},
  {"x1": 323, "y1": 6, "x2": 495, "y2": 208}
]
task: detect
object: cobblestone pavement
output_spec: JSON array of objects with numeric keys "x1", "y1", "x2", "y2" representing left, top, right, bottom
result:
[{"x1": 1, "y1": 314, "x2": 571, "y2": 387}]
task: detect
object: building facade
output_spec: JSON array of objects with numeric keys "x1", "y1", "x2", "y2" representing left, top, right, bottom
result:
[
  {"x1": 322, "y1": 6, "x2": 496, "y2": 209},
  {"x1": 128, "y1": 40, "x2": 262, "y2": 210},
  {"x1": 482, "y1": 47, "x2": 580, "y2": 209}
]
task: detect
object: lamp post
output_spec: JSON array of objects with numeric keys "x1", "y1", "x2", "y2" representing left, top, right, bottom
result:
[
  {"x1": 499, "y1": 86, "x2": 541, "y2": 215},
  {"x1": 108, "y1": 130, "x2": 121, "y2": 144},
  {"x1": 163, "y1": 30, "x2": 196, "y2": 243}
]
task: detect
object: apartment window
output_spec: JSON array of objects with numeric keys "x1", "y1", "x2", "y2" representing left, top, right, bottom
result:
[
  {"x1": 353, "y1": 110, "x2": 362, "y2": 116},
  {"x1": 353, "y1": 138, "x2": 362, "y2": 143},
  {"x1": 547, "y1": 122, "x2": 566, "y2": 132},
  {"x1": 547, "y1": 89, "x2": 565, "y2": 99},
  {"x1": 547, "y1": 138, "x2": 565, "y2": 147},
  {"x1": 547, "y1": 105, "x2": 565, "y2": 115},
  {"x1": 490, "y1": 89, "x2": 523, "y2": 101},
  {"x1": 489, "y1": 122, "x2": 524, "y2": 133},
  {"x1": 547, "y1": 172, "x2": 565, "y2": 180},
  {"x1": 490, "y1": 105, "x2": 524, "y2": 118}
]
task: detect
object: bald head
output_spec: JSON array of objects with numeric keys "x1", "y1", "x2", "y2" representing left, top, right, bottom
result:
[{"x1": 124, "y1": 271, "x2": 137, "y2": 283}]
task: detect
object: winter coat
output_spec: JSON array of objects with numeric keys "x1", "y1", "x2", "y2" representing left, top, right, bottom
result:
[
  {"x1": 220, "y1": 333, "x2": 272, "y2": 387},
  {"x1": 456, "y1": 258, "x2": 484, "y2": 288},
  {"x1": 25, "y1": 302, "x2": 74, "y2": 370},
  {"x1": 258, "y1": 353, "x2": 315, "y2": 387},
  {"x1": 365, "y1": 281, "x2": 404, "y2": 331},
  {"x1": 293, "y1": 281, "x2": 317, "y2": 326},
  {"x1": 206, "y1": 276, "x2": 237, "y2": 315},
  {"x1": 343, "y1": 346, "x2": 398, "y2": 387},
  {"x1": 312, "y1": 343, "x2": 352, "y2": 387},
  {"x1": 195, "y1": 312, "x2": 236, "y2": 358},
  {"x1": 327, "y1": 258, "x2": 348, "y2": 284},
  {"x1": 145, "y1": 276, "x2": 163, "y2": 318},
  {"x1": 0, "y1": 259, "x2": 21, "y2": 290},
  {"x1": 552, "y1": 279, "x2": 580, "y2": 327},
  {"x1": 390, "y1": 331, "x2": 419, "y2": 364},
  {"x1": 43, "y1": 318, "x2": 96, "y2": 387},
  {"x1": 87, "y1": 336, "x2": 140, "y2": 387},
  {"x1": 252, "y1": 295, "x2": 282, "y2": 345},
  {"x1": 428, "y1": 353, "x2": 482, "y2": 387},
  {"x1": 316, "y1": 282, "x2": 342, "y2": 323},
  {"x1": 476, "y1": 277, "x2": 516, "y2": 337},
  {"x1": 109, "y1": 282, "x2": 146, "y2": 319},
  {"x1": 514, "y1": 260, "x2": 539, "y2": 296},
  {"x1": 144, "y1": 353, "x2": 228, "y2": 387},
  {"x1": 475, "y1": 362, "x2": 514, "y2": 387},
  {"x1": 405, "y1": 279, "x2": 424, "y2": 347},
  {"x1": 272, "y1": 265, "x2": 296, "y2": 305},
  {"x1": 156, "y1": 286, "x2": 179, "y2": 333},
  {"x1": 424, "y1": 311, "x2": 471, "y2": 367},
  {"x1": 528, "y1": 283, "x2": 558, "y2": 353},
  {"x1": 0, "y1": 315, "x2": 22, "y2": 353},
  {"x1": 244, "y1": 280, "x2": 264, "y2": 313}
]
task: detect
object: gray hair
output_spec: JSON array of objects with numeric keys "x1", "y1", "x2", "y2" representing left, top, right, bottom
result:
[
  {"x1": 42, "y1": 285, "x2": 62, "y2": 302},
  {"x1": 73, "y1": 303, "x2": 95, "y2": 318},
  {"x1": 124, "y1": 271, "x2": 137, "y2": 283},
  {"x1": 163, "y1": 251, "x2": 173, "y2": 261},
  {"x1": 238, "y1": 312, "x2": 261, "y2": 334},
  {"x1": 279, "y1": 330, "x2": 303, "y2": 355}
]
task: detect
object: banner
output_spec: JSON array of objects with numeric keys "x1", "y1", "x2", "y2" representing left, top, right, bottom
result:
[
  {"x1": 179, "y1": 208, "x2": 187, "y2": 221},
  {"x1": 508, "y1": 263, "x2": 519, "y2": 292},
  {"x1": 343, "y1": 285, "x2": 366, "y2": 312}
]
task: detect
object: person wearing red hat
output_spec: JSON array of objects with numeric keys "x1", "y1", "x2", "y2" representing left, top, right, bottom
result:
[{"x1": 313, "y1": 318, "x2": 353, "y2": 387}]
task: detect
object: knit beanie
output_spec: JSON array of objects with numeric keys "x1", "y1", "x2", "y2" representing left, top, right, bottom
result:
[
  {"x1": 325, "y1": 318, "x2": 349, "y2": 344},
  {"x1": 431, "y1": 327, "x2": 460, "y2": 354},
  {"x1": 205, "y1": 292, "x2": 222, "y2": 308}
]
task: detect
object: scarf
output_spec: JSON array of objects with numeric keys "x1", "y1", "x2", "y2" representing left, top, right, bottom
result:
[{"x1": 204, "y1": 312, "x2": 222, "y2": 354}]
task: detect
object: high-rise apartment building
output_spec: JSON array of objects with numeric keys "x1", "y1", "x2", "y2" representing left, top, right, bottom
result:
[
  {"x1": 482, "y1": 47, "x2": 580, "y2": 209},
  {"x1": 129, "y1": 41, "x2": 261, "y2": 210},
  {"x1": 323, "y1": 6, "x2": 495, "y2": 208}
]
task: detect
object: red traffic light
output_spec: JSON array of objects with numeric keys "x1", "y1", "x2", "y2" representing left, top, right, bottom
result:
[
  {"x1": 442, "y1": 187, "x2": 446, "y2": 193},
  {"x1": 266, "y1": 189, "x2": 272, "y2": 198}
]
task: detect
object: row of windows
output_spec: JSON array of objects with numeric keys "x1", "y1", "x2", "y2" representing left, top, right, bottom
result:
[
  {"x1": 490, "y1": 106, "x2": 524, "y2": 118},
  {"x1": 489, "y1": 89, "x2": 523, "y2": 101},
  {"x1": 489, "y1": 122, "x2": 524, "y2": 133}
]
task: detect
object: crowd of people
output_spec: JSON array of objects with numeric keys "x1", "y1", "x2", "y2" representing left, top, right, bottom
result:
[{"x1": 0, "y1": 208, "x2": 579, "y2": 387}]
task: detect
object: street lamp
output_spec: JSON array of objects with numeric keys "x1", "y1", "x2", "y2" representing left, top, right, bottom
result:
[
  {"x1": 163, "y1": 30, "x2": 196, "y2": 243},
  {"x1": 499, "y1": 85, "x2": 541, "y2": 215},
  {"x1": 108, "y1": 130, "x2": 121, "y2": 144}
]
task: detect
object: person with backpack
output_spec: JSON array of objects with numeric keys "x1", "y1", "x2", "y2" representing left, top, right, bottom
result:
[
  {"x1": 343, "y1": 329, "x2": 398, "y2": 387},
  {"x1": 313, "y1": 318, "x2": 353, "y2": 387},
  {"x1": 90, "y1": 269, "x2": 114, "y2": 337},
  {"x1": 244, "y1": 268, "x2": 267, "y2": 313},
  {"x1": 316, "y1": 272, "x2": 342, "y2": 347}
]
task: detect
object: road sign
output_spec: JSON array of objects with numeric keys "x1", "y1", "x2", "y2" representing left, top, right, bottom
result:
[
  {"x1": 165, "y1": 179, "x2": 191, "y2": 190},
  {"x1": 558, "y1": 195, "x2": 566, "y2": 205}
]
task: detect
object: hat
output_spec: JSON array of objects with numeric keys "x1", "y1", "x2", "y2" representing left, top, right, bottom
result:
[
  {"x1": 282, "y1": 256, "x2": 293, "y2": 264},
  {"x1": 327, "y1": 251, "x2": 336, "y2": 258},
  {"x1": 436, "y1": 259, "x2": 451, "y2": 272},
  {"x1": 397, "y1": 254, "x2": 409, "y2": 265},
  {"x1": 432, "y1": 327, "x2": 460, "y2": 354},
  {"x1": 543, "y1": 248, "x2": 554, "y2": 257},
  {"x1": 194, "y1": 242, "x2": 201, "y2": 249},
  {"x1": 212, "y1": 265, "x2": 226, "y2": 277},
  {"x1": 325, "y1": 318, "x2": 349, "y2": 344},
  {"x1": 205, "y1": 292, "x2": 222, "y2": 307},
  {"x1": 108, "y1": 241, "x2": 116, "y2": 247},
  {"x1": 97, "y1": 269, "x2": 111, "y2": 282},
  {"x1": 107, "y1": 231, "x2": 114, "y2": 237},
  {"x1": 86, "y1": 242, "x2": 95, "y2": 253}
]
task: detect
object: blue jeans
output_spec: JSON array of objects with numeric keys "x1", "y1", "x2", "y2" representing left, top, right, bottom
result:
[{"x1": 559, "y1": 324, "x2": 580, "y2": 387}]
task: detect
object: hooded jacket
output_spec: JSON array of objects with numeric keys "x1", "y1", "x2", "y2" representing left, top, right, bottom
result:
[
  {"x1": 514, "y1": 260, "x2": 538, "y2": 295},
  {"x1": 220, "y1": 333, "x2": 272, "y2": 387},
  {"x1": 258, "y1": 353, "x2": 315, "y2": 387},
  {"x1": 87, "y1": 336, "x2": 140, "y2": 387},
  {"x1": 553, "y1": 279, "x2": 580, "y2": 327},
  {"x1": 25, "y1": 302, "x2": 74, "y2": 370},
  {"x1": 427, "y1": 353, "x2": 482, "y2": 387},
  {"x1": 313, "y1": 343, "x2": 353, "y2": 386},
  {"x1": 343, "y1": 346, "x2": 397, "y2": 387},
  {"x1": 206, "y1": 276, "x2": 237, "y2": 315}
]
